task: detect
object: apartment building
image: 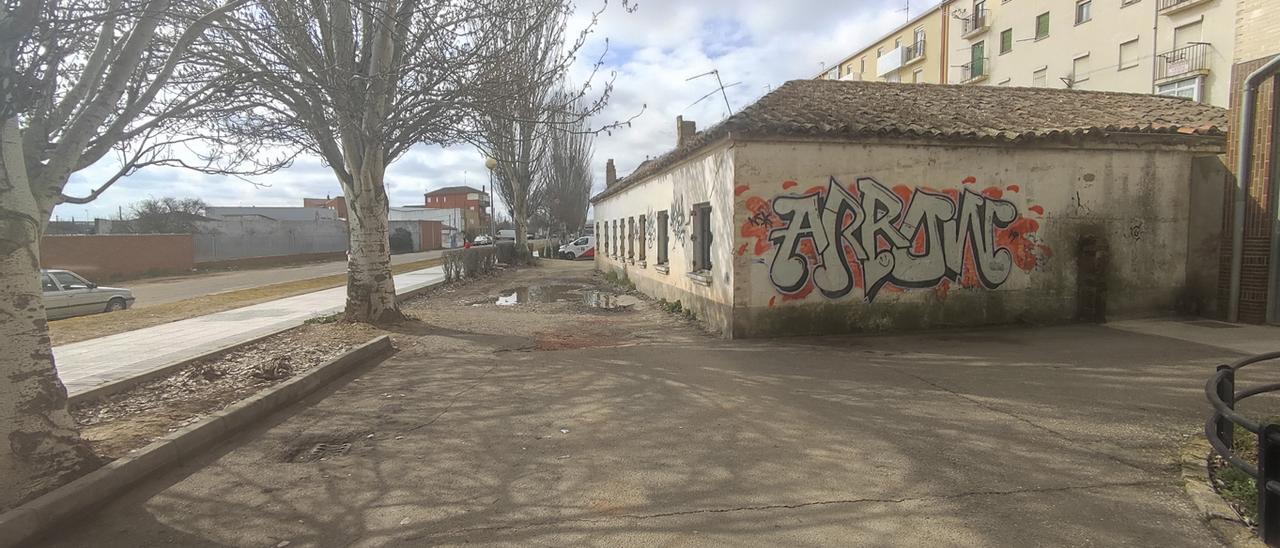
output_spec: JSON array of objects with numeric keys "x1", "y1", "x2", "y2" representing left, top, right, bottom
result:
[
  {"x1": 816, "y1": 2, "x2": 950, "y2": 84},
  {"x1": 944, "y1": 0, "x2": 1237, "y2": 106}
]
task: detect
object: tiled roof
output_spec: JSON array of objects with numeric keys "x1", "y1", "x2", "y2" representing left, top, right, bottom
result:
[
  {"x1": 592, "y1": 79, "x2": 1229, "y2": 202},
  {"x1": 425, "y1": 185, "x2": 486, "y2": 196}
]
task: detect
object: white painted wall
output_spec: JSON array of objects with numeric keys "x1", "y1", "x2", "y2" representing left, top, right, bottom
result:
[
  {"x1": 729, "y1": 138, "x2": 1223, "y2": 336},
  {"x1": 592, "y1": 143, "x2": 737, "y2": 333}
]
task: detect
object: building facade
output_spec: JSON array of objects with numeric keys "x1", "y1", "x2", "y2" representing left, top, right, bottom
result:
[
  {"x1": 944, "y1": 0, "x2": 1237, "y2": 107},
  {"x1": 423, "y1": 185, "x2": 491, "y2": 235},
  {"x1": 817, "y1": 3, "x2": 950, "y2": 84},
  {"x1": 592, "y1": 81, "x2": 1228, "y2": 338}
]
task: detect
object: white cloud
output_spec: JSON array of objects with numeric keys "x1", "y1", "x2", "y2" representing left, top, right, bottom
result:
[{"x1": 55, "y1": 0, "x2": 936, "y2": 221}]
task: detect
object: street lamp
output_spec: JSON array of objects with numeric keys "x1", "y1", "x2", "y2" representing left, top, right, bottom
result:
[{"x1": 483, "y1": 157, "x2": 497, "y2": 241}]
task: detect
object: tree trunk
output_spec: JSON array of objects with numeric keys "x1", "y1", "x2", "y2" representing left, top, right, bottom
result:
[
  {"x1": 342, "y1": 173, "x2": 401, "y2": 323},
  {"x1": 0, "y1": 119, "x2": 99, "y2": 510}
]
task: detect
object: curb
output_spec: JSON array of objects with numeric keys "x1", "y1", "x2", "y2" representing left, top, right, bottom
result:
[
  {"x1": 67, "y1": 324, "x2": 301, "y2": 406},
  {"x1": 1180, "y1": 437, "x2": 1265, "y2": 547},
  {"x1": 66, "y1": 272, "x2": 443, "y2": 406},
  {"x1": 0, "y1": 335, "x2": 393, "y2": 548}
]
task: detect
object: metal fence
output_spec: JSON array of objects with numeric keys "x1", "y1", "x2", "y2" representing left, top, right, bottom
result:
[
  {"x1": 961, "y1": 9, "x2": 987, "y2": 35},
  {"x1": 1157, "y1": 0, "x2": 1198, "y2": 11},
  {"x1": 961, "y1": 58, "x2": 987, "y2": 82},
  {"x1": 1206, "y1": 351, "x2": 1280, "y2": 545},
  {"x1": 905, "y1": 40, "x2": 925, "y2": 62},
  {"x1": 1156, "y1": 43, "x2": 1211, "y2": 81}
]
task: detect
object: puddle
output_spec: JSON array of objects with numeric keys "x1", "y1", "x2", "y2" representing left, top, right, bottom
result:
[
  {"x1": 495, "y1": 285, "x2": 585, "y2": 305},
  {"x1": 493, "y1": 285, "x2": 638, "y2": 309}
]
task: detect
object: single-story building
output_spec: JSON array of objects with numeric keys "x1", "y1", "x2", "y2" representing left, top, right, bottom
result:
[{"x1": 591, "y1": 80, "x2": 1229, "y2": 338}]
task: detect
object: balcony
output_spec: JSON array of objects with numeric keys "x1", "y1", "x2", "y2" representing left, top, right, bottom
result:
[
  {"x1": 1158, "y1": 0, "x2": 1213, "y2": 15},
  {"x1": 960, "y1": 58, "x2": 988, "y2": 84},
  {"x1": 1155, "y1": 43, "x2": 1211, "y2": 83},
  {"x1": 961, "y1": 9, "x2": 989, "y2": 39},
  {"x1": 904, "y1": 40, "x2": 926, "y2": 64}
]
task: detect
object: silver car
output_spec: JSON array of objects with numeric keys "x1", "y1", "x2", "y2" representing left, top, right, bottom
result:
[{"x1": 40, "y1": 269, "x2": 135, "y2": 320}]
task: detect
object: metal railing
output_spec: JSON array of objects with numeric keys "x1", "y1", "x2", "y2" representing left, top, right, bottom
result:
[
  {"x1": 962, "y1": 9, "x2": 988, "y2": 35},
  {"x1": 1158, "y1": 0, "x2": 1202, "y2": 11},
  {"x1": 1206, "y1": 351, "x2": 1280, "y2": 545},
  {"x1": 905, "y1": 40, "x2": 926, "y2": 62},
  {"x1": 1156, "y1": 43, "x2": 1211, "y2": 81},
  {"x1": 961, "y1": 58, "x2": 987, "y2": 82}
]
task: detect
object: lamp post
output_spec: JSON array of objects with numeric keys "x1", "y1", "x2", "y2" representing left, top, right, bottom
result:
[{"x1": 484, "y1": 157, "x2": 497, "y2": 242}]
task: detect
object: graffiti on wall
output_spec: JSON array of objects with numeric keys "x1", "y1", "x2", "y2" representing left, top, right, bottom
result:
[
  {"x1": 740, "y1": 176, "x2": 1051, "y2": 302},
  {"x1": 669, "y1": 194, "x2": 689, "y2": 245}
]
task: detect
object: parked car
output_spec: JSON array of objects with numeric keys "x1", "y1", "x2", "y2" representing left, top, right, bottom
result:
[
  {"x1": 558, "y1": 235, "x2": 596, "y2": 260},
  {"x1": 472, "y1": 234, "x2": 493, "y2": 246},
  {"x1": 40, "y1": 269, "x2": 135, "y2": 320},
  {"x1": 495, "y1": 229, "x2": 516, "y2": 241}
]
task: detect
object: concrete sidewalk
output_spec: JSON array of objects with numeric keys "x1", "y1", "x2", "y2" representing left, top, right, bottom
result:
[{"x1": 54, "y1": 266, "x2": 445, "y2": 396}]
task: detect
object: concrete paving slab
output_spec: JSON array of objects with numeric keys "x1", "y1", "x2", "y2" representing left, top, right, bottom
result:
[
  {"x1": 1106, "y1": 317, "x2": 1280, "y2": 356},
  {"x1": 53, "y1": 266, "x2": 445, "y2": 396}
]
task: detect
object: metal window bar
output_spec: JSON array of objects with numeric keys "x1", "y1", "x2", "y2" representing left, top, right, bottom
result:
[
  {"x1": 905, "y1": 40, "x2": 925, "y2": 61},
  {"x1": 1157, "y1": 0, "x2": 1197, "y2": 10},
  {"x1": 1156, "y1": 43, "x2": 1210, "y2": 80},
  {"x1": 1205, "y1": 351, "x2": 1280, "y2": 545},
  {"x1": 961, "y1": 58, "x2": 987, "y2": 82},
  {"x1": 962, "y1": 9, "x2": 988, "y2": 34}
]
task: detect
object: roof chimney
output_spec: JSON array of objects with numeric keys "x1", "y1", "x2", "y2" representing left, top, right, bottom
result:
[
  {"x1": 606, "y1": 159, "x2": 617, "y2": 186},
  {"x1": 677, "y1": 116, "x2": 697, "y2": 148}
]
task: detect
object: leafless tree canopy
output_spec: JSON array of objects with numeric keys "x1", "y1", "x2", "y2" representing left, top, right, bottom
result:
[{"x1": 541, "y1": 87, "x2": 593, "y2": 235}]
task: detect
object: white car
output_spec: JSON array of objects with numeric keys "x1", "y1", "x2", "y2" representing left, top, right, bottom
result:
[
  {"x1": 473, "y1": 235, "x2": 493, "y2": 246},
  {"x1": 41, "y1": 269, "x2": 135, "y2": 320},
  {"x1": 558, "y1": 236, "x2": 596, "y2": 260}
]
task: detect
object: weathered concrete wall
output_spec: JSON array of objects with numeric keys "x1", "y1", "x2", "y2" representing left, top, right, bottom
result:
[
  {"x1": 193, "y1": 216, "x2": 348, "y2": 263},
  {"x1": 593, "y1": 143, "x2": 737, "y2": 335},
  {"x1": 1186, "y1": 155, "x2": 1227, "y2": 316},
  {"x1": 41, "y1": 234, "x2": 194, "y2": 281},
  {"x1": 730, "y1": 139, "x2": 1214, "y2": 337}
]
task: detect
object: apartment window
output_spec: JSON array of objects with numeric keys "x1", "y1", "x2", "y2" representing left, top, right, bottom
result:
[
  {"x1": 612, "y1": 220, "x2": 619, "y2": 257},
  {"x1": 1118, "y1": 38, "x2": 1140, "y2": 70},
  {"x1": 860, "y1": 57, "x2": 866, "y2": 73},
  {"x1": 656, "y1": 211, "x2": 669, "y2": 265},
  {"x1": 637, "y1": 214, "x2": 646, "y2": 262},
  {"x1": 1035, "y1": 12, "x2": 1050, "y2": 40},
  {"x1": 691, "y1": 203, "x2": 713, "y2": 272},
  {"x1": 914, "y1": 27, "x2": 925, "y2": 45},
  {"x1": 894, "y1": 37, "x2": 901, "y2": 48},
  {"x1": 876, "y1": 47, "x2": 883, "y2": 59},
  {"x1": 1157, "y1": 76, "x2": 1202, "y2": 101},
  {"x1": 1000, "y1": 28, "x2": 1013, "y2": 54},
  {"x1": 1072, "y1": 54, "x2": 1091, "y2": 85},
  {"x1": 1075, "y1": 0, "x2": 1091, "y2": 25},
  {"x1": 912, "y1": 68, "x2": 923, "y2": 83},
  {"x1": 1032, "y1": 67, "x2": 1048, "y2": 87},
  {"x1": 600, "y1": 222, "x2": 608, "y2": 255}
]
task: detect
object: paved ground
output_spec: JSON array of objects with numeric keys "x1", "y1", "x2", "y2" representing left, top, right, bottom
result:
[
  {"x1": 54, "y1": 266, "x2": 446, "y2": 396},
  {"x1": 123, "y1": 250, "x2": 446, "y2": 308},
  {"x1": 38, "y1": 261, "x2": 1266, "y2": 546}
]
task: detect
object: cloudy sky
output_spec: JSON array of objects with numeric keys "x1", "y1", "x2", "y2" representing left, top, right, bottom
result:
[{"x1": 55, "y1": 0, "x2": 936, "y2": 222}]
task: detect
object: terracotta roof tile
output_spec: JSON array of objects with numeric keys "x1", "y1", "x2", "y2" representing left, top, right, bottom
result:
[{"x1": 592, "y1": 80, "x2": 1228, "y2": 202}]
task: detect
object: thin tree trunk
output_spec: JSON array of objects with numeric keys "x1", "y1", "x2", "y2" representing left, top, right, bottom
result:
[
  {"x1": 342, "y1": 173, "x2": 400, "y2": 323},
  {"x1": 0, "y1": 118, "x2": 99, "y2": 510}
]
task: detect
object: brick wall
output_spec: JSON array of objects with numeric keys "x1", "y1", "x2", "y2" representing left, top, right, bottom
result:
[
  {"x1": 41, "y1": 234, "x2": 194, "y2": 281},
  {"x1": 1218, "y1": 56, "x2": 1279, "y2": 322}
]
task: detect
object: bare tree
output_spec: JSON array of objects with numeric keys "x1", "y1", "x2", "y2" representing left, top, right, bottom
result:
[
  {"x1": 201, "y1": 0, "x2": 619, "y2": 319},
  {"x1": 542, "y1": 88, "x2": 594, "y2": 239},
  {"x1": 129, "y1": 196, "x2": 209, "y2": 233},
  {"x1": 0, "y1": 0, "x2": 263, "y2": 508},
  {"x1": 468, "y1": 0, "x2": 634, "y2": 261}
]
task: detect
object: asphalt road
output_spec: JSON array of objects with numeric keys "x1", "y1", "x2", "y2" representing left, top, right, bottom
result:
[
  {"x1": 39, "y1": 261, "x2": 1242, "y2": 547},
  {"x1": 121, "y1": 249, "x2": 446, "y2": 308}
]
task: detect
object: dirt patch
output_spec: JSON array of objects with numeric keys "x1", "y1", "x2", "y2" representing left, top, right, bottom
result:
[
  {"x1": 48, "y1": 257, "x2": 442, "y2": 345},
  {"x1": 72, "y1": 322, "x2": 386, "y2": 459}
]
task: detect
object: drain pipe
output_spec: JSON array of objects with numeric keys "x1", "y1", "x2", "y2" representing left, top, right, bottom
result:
[{"x1": 1228, "y1": 54, "x2": 1280, "y2": 322}]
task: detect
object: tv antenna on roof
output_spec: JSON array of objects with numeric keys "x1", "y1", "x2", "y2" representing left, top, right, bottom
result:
[
  {"x1": 686, "y1": 69, "x2": 740, "y2": 116},
  {"x1": 898, "y1": 0, "x2": 909, "y2": 20}
]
